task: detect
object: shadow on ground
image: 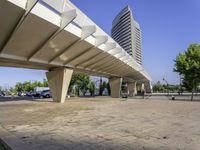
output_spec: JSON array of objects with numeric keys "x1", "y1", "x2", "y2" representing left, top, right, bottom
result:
[
  {"x1": 0, "y1": 96, "x2": 52, "y2": 103},
  {"x1": 1, "y1": 134, "x2": 172, "y2": 150},
  {"x1": 165, "y1": 95, "x2": 200, "y2": 102}
]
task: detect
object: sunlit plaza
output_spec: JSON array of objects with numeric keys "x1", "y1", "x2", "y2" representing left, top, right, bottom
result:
[
  {"x1": 0, "y1": 0, "x2": 200, "y2": 150},
  {"x1": 0, "y1": 96, "x2": 200, "y2": 150}
]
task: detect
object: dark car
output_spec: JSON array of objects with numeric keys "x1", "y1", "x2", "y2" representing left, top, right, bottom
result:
[
  {"x1": 18, "y1": 91, "x2": 26, "y2": 97},
  {"x1": 25, "y1": 91, "x2": 32, "y2": 97},
  {"x1": 31, "y1": 92, "x2": 41, "y2": 98},
  {"x1": 121, "y1": 92, "x2": 128, "y2": 98},
  {"x1": 0, "y1": 91, "x2": 5, "y2": 97}
]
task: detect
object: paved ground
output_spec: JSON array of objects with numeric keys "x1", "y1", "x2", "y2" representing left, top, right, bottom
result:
[{"x1": 0, "y1": 96, "x2": 200, "y2": 150}]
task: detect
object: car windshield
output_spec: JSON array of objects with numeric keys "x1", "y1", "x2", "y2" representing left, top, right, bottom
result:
[{"x1": 42, "y1": 90, "x2": 49, "y2": 93}]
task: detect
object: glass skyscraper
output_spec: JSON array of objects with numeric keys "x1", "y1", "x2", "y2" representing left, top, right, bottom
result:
[{"x1": 111, "y1": 6, "x2": 142, "y2": 65}]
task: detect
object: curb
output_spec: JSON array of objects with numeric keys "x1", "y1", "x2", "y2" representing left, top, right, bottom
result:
[{"x1": 0, "y1": 126, "x2": 33, "y2": 150}]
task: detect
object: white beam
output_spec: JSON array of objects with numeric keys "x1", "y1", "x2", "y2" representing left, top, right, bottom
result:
[
  {"x1": 28, "y1": 9, "x2": 77, "y2": 60},
  {"x1": 95, "y1": 35, "x2": 108, "y2": 47},
  {"x1": 63, "y1": 35, "x2": 107, "y2": 65},
  {"x1": 49, "y1": 25, "x2": 96, "y2": 64},
  {"x1": 91, "y1": 57, "x2": 119, "y2": 70},
  {"x1": 115, "y1": 52, "x2": 126, "y2": 58},
  {"x1": 108, "y1": 47, "x2": 122, "y2": 55},
  {"x1": 104, "y1": 42, "x2": 116, "y2": 51},
  {"x1": 25, "y1": 0, "x2": 39, "y2": 16},
  {"x1": 0, "y1": 0, "x2": 39, "y2": 53},
  {"x1": 81, "y1": 25, "x2": 96, "y2": 39},
  {"x1": 75, "y1": 41, "x2": 116, "y2": 68},
  {"x1": 120, "y1": 55, "x2": 129, "y2": 61}
]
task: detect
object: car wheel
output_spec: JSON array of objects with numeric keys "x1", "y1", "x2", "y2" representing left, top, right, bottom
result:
[{"x1": 46, "y1": 94, "x2": 50, "y2": 98}]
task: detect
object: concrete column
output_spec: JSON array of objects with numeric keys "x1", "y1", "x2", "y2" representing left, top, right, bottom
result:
[
  {"x1": 127, "y1": 82, "x2": 137, "y2": 97},
  {"x1": 134, "y1": 82, "x2": 137, "y2": 95},
  {"x1": 46, "y1": 68, "x2": 73, "y2": 103},
  {"x1": 141, "y1": 83, "x2": 145, "y2": 92},
  {"x1": 109, "y1": 77, "x2": 122, "y2": 98},
  {"x1": 137, "y1": 83, "x2": 141, "y2": 92},
  {"x1": 127, "y1": 83, "x2": 135, "y2": 97}
]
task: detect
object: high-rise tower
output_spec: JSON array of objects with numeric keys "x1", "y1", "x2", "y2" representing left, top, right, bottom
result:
[{"x1": 111, "y1": 6, "x2": 142, "y2": 65}]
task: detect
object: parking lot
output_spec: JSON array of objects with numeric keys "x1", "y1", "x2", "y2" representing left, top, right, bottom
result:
[{"x1": 0, "y1": 96, "x2": 200, "y2": 150}]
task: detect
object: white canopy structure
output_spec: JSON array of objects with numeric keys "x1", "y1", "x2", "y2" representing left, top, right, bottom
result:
[{"x1": 0, "y1": 0, "x2": 151, "y2": 102}]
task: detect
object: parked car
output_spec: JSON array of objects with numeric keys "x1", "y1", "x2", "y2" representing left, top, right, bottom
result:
[
  {"x1": 0, "y1": 91, "x2": 5, "y2": 97},
  {"x1": 18, "y1": 91, "x2": 26, "y2": 97},
  {"x1": 31, "y1": 87, "x2": 50, "y2": 98},
  {"x1": 40, "y1": 90, "x2": 52, "y2": 98},
  {"x1": 30, "y1": 91, "x2": 41, "y2": 98},
  {"x1": 121, "y1": 92, "x2": 128, "y2": 98},
  {"x1": 34, "y1": 87, "x2": 49, "y2": 94},
  {"x1": 25, "y1": 91, "x2": 32, "y2": 97}
]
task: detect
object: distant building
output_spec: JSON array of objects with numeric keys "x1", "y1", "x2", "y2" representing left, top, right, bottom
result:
[{"x1": 111, "y1": 6, "x2": 142, "y2": 65}]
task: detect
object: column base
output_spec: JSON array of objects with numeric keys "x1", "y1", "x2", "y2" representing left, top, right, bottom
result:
[
  {"x1": 46, "y1": 68, "x2": 73, "y2": 103},
  {"x1": 109, "y1": 77, "x2": 122, "y2": 98}
]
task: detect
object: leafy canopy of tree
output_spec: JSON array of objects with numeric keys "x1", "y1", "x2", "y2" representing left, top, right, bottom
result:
[
  {"x1": 107, "y1": 82, "x2": 111, "y2": 96},
  {"x1": 3, "y1": 72, "x2": 111, "y2": 97},
  {"x1": 15, "y1": 79, "x2": 48, "y2": 92},
  {"x1": 99, "y1": 81, "x2": 107, "y2": 96},
  {"x1": 87, "y1": 81, "x2": 95, "y2": 96},
  {"x1": 69, "y1": 74, "x2": 110, "y2": 96},
  {"x1": 152, "y1": 81, "x2": 181, "y2": 93},
  {"x1": 174, "y1": 44, "x2": 200, "y2": 100},
  {"x1": 69, "y1": 73, "x2": 107, "y2": 96}
]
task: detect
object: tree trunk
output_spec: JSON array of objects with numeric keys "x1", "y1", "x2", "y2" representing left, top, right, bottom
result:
[
  {"x1": 77, "y1": 88, "x2": 80, "y2": 96},
  {"x1": 83, "y1": 89, "x2": 86, "y2": 96},
  {"x1": 191, "y1": 90, "x2": 194, "y2": 101}
]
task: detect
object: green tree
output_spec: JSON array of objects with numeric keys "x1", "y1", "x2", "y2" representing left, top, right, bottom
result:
[
  {"x1": 102, "y1": 81, "x2": 107, "y2": 89},
  {"x1": 43, "y1": 79, "x2": 48, "y2": 87},
  {"x1": 31, "y1": 81, "x2": 43, "y2": 89},
  {"x1": 7, "y1": 87, "x2": 17, "y2": 96},
  {"x1": 152, "y1": 81, "x2": 165, "y2": 92},
  {"x1": 174, "y1": 44, "x2": 200, "y2": 100},
  {"x1": 107, "y1": 83, "x2": 111, "y2": 96},
  {"x1": 69, "y1": 73, "x2": 90, "y2": 96},
  {"x1": 15, "y1": 80, "x2": 47, "y2": 92},
  {"x1": 99, "y1": 83, "x2": 103, "y2": 96},
  {"x1": 102, "y1": 81, "x2": 107, "y2": 95},
  {"x1": 88, "y1": 81, "x2": 95, "y2": 96},
  {"x1": 23, "y1": 81, "x2": 33, "y2": 91},
  {"x1": 15, "y1": 82, "x2": 24, "y2": 92}
]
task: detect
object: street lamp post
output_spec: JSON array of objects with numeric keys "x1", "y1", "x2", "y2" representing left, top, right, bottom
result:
[
  {"x1": 163, "y1": 78, "x2": 169, "y2": 96},
  {"x1": 93, "y1": 76, "x2": 103, "y2": 96}
]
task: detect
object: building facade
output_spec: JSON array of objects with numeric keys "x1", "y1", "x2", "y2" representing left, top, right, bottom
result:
[{"x1": 111, "y1": 6, "x2": 142, "y2": 65}]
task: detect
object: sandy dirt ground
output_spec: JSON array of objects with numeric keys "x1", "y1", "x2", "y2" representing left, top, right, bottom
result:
[{"x1": 0, "y1": 96, "x2": 200, "y2": 150}]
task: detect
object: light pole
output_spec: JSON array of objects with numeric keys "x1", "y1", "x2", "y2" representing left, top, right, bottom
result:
[
  {"x1": 179, "y1": 74, "x2": 183, "y2": 95},
  {"x1": 93, "y1": 76, "x2": 102, "y2": 96},
  {"x1": 163, "y1": 78, "x2": 169, "y2": 96}
]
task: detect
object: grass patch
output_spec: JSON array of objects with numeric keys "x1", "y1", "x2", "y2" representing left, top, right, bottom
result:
[
  {"x1": 0, "y1": 141, "x2": 9, "y2": 150},
  {"x1": 0, "y1": 139, "x2": 11, "y2": 150}
]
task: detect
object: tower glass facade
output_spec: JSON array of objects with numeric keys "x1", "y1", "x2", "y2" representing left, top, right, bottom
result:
[{"x1": 111, "y1": 6, "x2": 142, "y2": 65}]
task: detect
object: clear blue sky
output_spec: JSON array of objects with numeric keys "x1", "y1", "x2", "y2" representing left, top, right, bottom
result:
[{"x1": 0, "y1": 0, "x2": 200, "y2": 87}]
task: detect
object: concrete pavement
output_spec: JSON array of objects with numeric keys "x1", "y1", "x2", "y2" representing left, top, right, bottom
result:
[{"x1": 0, "y1": 97, "x2": 200, "y2": 150}]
